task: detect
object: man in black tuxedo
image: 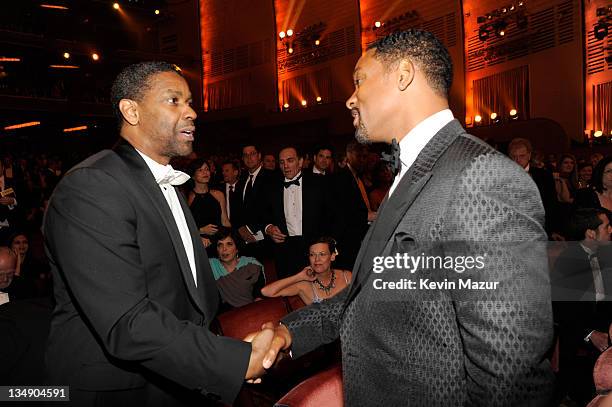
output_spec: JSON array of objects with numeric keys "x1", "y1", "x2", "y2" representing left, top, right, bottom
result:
[
  {"x1": 43, "y1": 61, "x2": 273, "y2": 406},
  {"x1": 331, "y1": 140, "x2": 376, "y2": 269},
  {"x1": 257, "y1": 30, "x2": 553, "y2": 406},
  {"x1": 261, "y1": 147, "x2": 331, "y2": 278},
  {"x1": 311, "y1": 145, "x2": 333, "y2": 176},
  {"x1": 508, "y1": 137, "x2": 559, "y2": 237},
  {"x1": 220, "y1": 160, "x2": 241, "y2": 226},
  {"x1": 236, "y1": 145, "x2": 277, "y2": 258},
  {"x1": 552, "y1": 208, "x2": 612, "y2": 405}
]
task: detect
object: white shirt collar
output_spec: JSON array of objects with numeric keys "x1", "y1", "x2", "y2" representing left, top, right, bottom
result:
[
  {"x1": 285, "y1": 171, "x2": 302, "y2": 182},
  {"x1": 135, "y1": 149, "x2": 180, "y2": 184},
  {"x1": 313, "y1": 166, "x2": 325, "y2": 175},
  {"x1": 248, "y1": 165, "x2": 262, "y2": 178},
  {"x1": 389, "y1": 109, "x2": 454, "y2": 196}
]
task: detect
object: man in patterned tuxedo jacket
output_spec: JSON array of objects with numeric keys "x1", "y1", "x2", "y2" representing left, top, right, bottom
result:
[{"x1": 260, "y1": 30, "x2": 554, "y2": 406}]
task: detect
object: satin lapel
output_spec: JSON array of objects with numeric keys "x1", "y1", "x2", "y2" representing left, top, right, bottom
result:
[{"x1": 114, "y1": 144, "x2": 206, "y2": 314}]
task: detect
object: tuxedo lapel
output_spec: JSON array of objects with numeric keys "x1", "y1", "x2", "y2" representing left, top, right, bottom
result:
[
  {"x1": 343, "y1": 119, "x2": 463, "y2": 306},
  {"x1": 114, "y1": 144, "x2": 206, "y2": 315}
]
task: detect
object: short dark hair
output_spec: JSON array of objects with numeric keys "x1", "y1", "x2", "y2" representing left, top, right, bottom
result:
[
  {"x1": 242, "y1": 145, "x2": 260, "y2": 154},
  {"x1": 367, "y1": 29, "x2": 453, "y2": 96},
  {"x1": 309, "y1": 236, "x2": 338, "y2": 255},
  {"x1": 313, "y1": 145, "x2": 333, "y2": 156},
  {"x1": 592, "y1": 156, "x2": 612, "y2": 193},
  {"x1": 279, "y1": 146, "x2": 301, "y2": 158},
  {"x1": 110, "y1": 61, "x2": 182, "y2": 125},
  {"x1": 188, "y1": 158, "x2": 208, "y2": 177},
  {"x1": 222, "y1": 160, "x2": 239, "y2": 172},
  {"x1": 215, "y1": 226, "x2": 245, "y2": 253},
  {"x1": 568, "y1": 208, "x2": 608, "y2": 240},
  {"x1": 508, "y1": 137, "x2": 532, "y2": 153}
]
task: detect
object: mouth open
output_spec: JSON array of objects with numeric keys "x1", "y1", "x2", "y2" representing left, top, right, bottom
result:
[{"x1": 179, "y1": 128, "x2": 195, "y2": 141}]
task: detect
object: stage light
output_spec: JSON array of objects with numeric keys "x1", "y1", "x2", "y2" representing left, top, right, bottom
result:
[
  {"x1": 279, "y1": 31, "x2": 286, "y2": 39},
  {"x1": 113, "y1": 3, "x2": 120, "y2": 10},
  {"x1": 49, "y1": 65, "x2": 79, "y2": 69},
  {"x1": 282, "y1": 103, "x2": 289, "y2": 111},
  {"x1": 479, "y1": 27, "x2": 489, "y2": 41},
  {"x1": 0, "y1": 57, "x2": 21, "y2": 62},
  {"x1": 4, "y1": 121, "x2": 41, "y2": 130},
  {"x1": 286, "y1": 29, "x2": 293, "y2": 37},
  {"x1": 301, "y1": 100, "x2": 307, "y2": 107},
  {"x1": 288, "y1": 47, "x2": 293, "y2": 54},
  {"x1": 63, "y1": 126, "x2": 88, "y2": 133},
  {"x1": 474, "y1": 115, "x2": 482, "y2": 123},
  {"x1": 374, "y1": 21, "x2": 381, "y2": 28},
  {"x1": 594, "y1": 22, "x2": 609, "y2": 40},
  {"x1": 494, "y1": 20, "x2": 507, "y2": 37},
  {"x1": 490, "y1": 112, "x2": 498, "y2": 120},
  {"x1": 63, "y1": 52, "x2": 70, "y2": 59},
  {"x1": 509, "y1": 109, "x2": 518, "y2": 119},
  {"x1": 40, "y1": 4, "x2": 69, "y2": 10},
  {"x1": 518, "y1": 1, "x2": 524, "y2": 7},
  {"x1": 91, "y1": 53, "x2": 100, "y2": 61},
  {"x1": 510, "y1": 5, "x2": 515, "y2": 11},
  {"x1": 594, "y1": 130, "x2": 603, "y2": 138},
  {"x1": 154, "y1": 9, "x2": 160, "y2": 15},
  {"x1": 316, "y1": 96, "x2": 322, "y2": 103},
  {"x1": 315, "y1": 39, "x2": 320, "y2": 46}
]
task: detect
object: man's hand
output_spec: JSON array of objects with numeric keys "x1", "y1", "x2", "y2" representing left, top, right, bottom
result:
[
  {"x1": 590, "y1": 331, "x2": 609, "y2": 352},
  {"x1": 243, "y1": 322, "x2": 293, "y2": 383},
  {"x1": 238, "y1": 226, "x2": 257, "y2": 243},
  {"x1": 244, "y1": 326, "x2": 275, "y2": 381},
  {"x1": 199, "y1": 224, "x2": 218, "y2": 236},
  {"x1": 0, "y1": 197, "x2": 15, "y2": 206},
  {"x1": 367, "y1": 211, "x2": 377, "y2": 222},
  {"x1": 265, "y1": 225, "x2": 287, "y2": 243}
]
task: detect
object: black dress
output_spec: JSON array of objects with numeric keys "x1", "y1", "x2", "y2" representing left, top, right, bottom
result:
[{"x1": 189, "y1": 191, "x2": 222, "y2": 230}]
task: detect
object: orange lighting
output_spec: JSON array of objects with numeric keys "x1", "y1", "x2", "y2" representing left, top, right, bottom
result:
[
  {"x1": 0, "y1": 57, "x2": 21, "y2": 62},
  {"x1": 63, "y1": 52, "x2": 70, "y2": 59},
  {"x1": 315, "y1": 39, "x2": 320, "y2": 46},
  {"x1": 40, "y1": 4, "x2": 69, "y2": 10},
  {"x1": 154, "y1": 9, "x2": 160, "y2": 15},
  {"x1": 474, "y1": 115, "x2": 482, "y2": 123},
  {"x1": 286, "y1": 29, "x2": 293, "y2": 37},
  {"x1": 301, "y1": 100, "x2": 307, "y2": 106},
  {"x1": 499, "y1": 30, "x2": 505, "y2": 36},
  {"x1": 509, "y1": 109, "x2": 517, "y2": 116},
  {"x1": 283, "y1": 103, "x2": 289, "y2": 109},
  {"x1": 316, "y1": 96, "x2": 322, "y2": 102},
  {"x1": 4, "y1": 121, "x2": 41, "y2": 130},
  {"x1": 49, "y1": 64, "x2": 79, "y2": 69},
  {"x1": 279, "y1": 31, "x2": 286, "y2": 39},
  {"x1": 92, "y1": 53, "x2": 100, "y2": 61},
  {"x1": 288, "y1": 47, "x2": 293, "y2": 54},
  {"x1": 594, "y1": 130, "x2": 603, "y2": 138},
  {"x1": 490, "y1": 112, "x2": 498, "y2": 120},
  {"x1": 63, "y1": 125, "x2": 88, "y2": 133},
  {"x1": 113, "y1": 3, "x2": 120, "y2": 10},
  {"x1": 374, "y1": 21, "x2": 382, "y2": 28}
]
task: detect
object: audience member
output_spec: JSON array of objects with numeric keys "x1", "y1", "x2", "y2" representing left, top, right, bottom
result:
[
  {"x1": 312, "y1": 145, "x2": 333, "y2": 176},
  {"x1": 591, "y1": 153, "x2": 604, "y2": 168},
  {"x1": 262, "y1": 147, "x2": 332, "y2": 278},
  {"x1": 368, "y1": 161, "x2": 393, "y2": 211},
  {"x1": 553, "y1": 208, "x2": 612, "y2": 405},
  {"x1": 578, "y1": 162, "x2": 594, "y2": 190},
  {"x1": 263, "y1": 153, "x2": 277, "y2": 171},
  {"x1": 262, "y1": 237, "x2": 351, "y2": 305},
  {"x1": 555, "y1": 153, "x2": 578, "y2": 202},
  {"x1": 209, "y1": 227, "x2": 265, "y2": 310},
  {"x1": 221, "y1": 160, "x2": 242, "y2": 226},
  {"x1": 0, "y1": 246, "x2": 16, "y2": 305},
  {"x1": 575, "y1": 156, "x2": 612, "y2": 213}
]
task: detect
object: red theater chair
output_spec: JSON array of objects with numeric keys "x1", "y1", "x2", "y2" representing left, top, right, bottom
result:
[
  {"x1": 274, "y1": 364, "x2": 343, "y2": 407},
  {"x1": 216, "y1": 297, "x2": 291, "y2": 339}
]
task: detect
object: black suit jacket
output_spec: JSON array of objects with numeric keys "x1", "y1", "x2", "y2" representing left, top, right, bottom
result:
[
  {"x1": 235, "y1": 167, "x2": 277, "y2": 233},
  {"x1": 528, "y1": 166, "x2": 558, "y2": 234},
  {"x1": 260, "y1": 172, "x2": 331, "y2": 241},
  {"x1": 44, "y1": 143, "x2": 250, "y2": 405},
  {"x1": 283, "y1": 120, "x2": 554, "y2": 406}
]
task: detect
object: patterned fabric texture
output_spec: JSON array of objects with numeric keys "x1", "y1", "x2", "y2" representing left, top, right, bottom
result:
[{"x1": 282, "y1": 120, "x2": 554, "y2": 406}]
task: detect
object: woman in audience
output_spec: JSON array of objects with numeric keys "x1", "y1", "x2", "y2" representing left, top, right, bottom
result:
[
  {"x1": 6, "y1": 232, "x2": 49, "y2": 299},
  {"x1": 554, "y1": 153, "x2": 578, "y2": 203},
  {"x1": 262, "y1": 237, "x2": 351, "y2": 305},
  {"x1": 577, "y1": 162, "x2": 593, "y2": 190},
  {"x1": 187, "y1": 158, "x2": 230, "y2": 242},
  {"x1": 209, "y1": 227, "x2": 265, "y2": 310},
  {"x1": 575, "y1": 156, "x2": 612, "y2": 212}
]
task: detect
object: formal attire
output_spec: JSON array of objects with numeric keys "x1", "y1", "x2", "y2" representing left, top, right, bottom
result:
[
  {"x1": 44, "y1": 142, "x2": 250, "y2": 406},
  {"x1": 189, "y1": 190, "x2": 222, "y2": 230},
  {"x1": 261, "y1": 172, "x2": 331, "y2": 278},
  {"x1": 282, "y1": 112, "x2": 554, "y2": 406},
  {"x1": 331, "y1": 166, "x2": 369, "y2": 270},
  {"x1": 552, "y1": 243, "x2": 612, "y2": 404},
  {"x1": 223, "y1": 182, "x2": 240, "y2": 224},
  {"x1": 526, "y1": 165, "x2": 559, "y2": 235}
]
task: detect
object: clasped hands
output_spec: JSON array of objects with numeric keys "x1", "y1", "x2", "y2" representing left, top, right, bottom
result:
[{"x1": 243, "y1": 322, "x2": 292, "y2": 383}]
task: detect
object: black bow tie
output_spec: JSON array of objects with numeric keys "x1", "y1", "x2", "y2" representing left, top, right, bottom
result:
[
  {"x1": 381, "y1": 138, "x2": 401, "y2": 176},
  {"x1": 284, "y1": 174, "x2": 302, "y2": 188}
]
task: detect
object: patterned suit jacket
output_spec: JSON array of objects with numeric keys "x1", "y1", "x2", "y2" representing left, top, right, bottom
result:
[{"x1": 282, "y1": 119, "x2": 554, "y2": 406}]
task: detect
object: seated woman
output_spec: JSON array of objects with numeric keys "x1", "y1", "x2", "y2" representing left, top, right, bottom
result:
[
  {"x1": 209, "y1": 227, "x2": 265, "y2": 310},
  {"x1": 262, "y1": 237, "x2": 351, "y2": 305},
  {"x1": 6, "y1": 231, "x2": 49, "y2": 299}
]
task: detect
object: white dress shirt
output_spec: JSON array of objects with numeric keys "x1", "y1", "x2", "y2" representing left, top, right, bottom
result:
[
  {"x1": 136, "y1": 150, "x2": 197, "y2": 286},
  {"x1": 389, "y1": 109, "x2": 454, "y2": 197},
  {"x1": 225, "y1": 182, "x2": 237, "y2": 220},
  {"x1": 283, "y1": 172, "x2": 303, "y2": 236},
  {"x1": 0, "y1": 291, "x2": 8, "y2": 305},
  {"x1": 313, "y1": 166, "x2": 325, "y2": 175}
]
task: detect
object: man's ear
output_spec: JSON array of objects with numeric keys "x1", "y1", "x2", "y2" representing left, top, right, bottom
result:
[
  {"x1": 397, "y1": 59, "x2": 415, "y2": 91},
  {"x1": 586, "y1": 229, "x2": 596, "y2": 240},
  {"x1": 118, "y1": 99, "x2": 139, "y2": 126}
]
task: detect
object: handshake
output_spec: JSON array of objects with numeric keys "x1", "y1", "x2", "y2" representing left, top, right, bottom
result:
[{"x1": 243, "y1": 322, "x2": 293, "y2": 382}]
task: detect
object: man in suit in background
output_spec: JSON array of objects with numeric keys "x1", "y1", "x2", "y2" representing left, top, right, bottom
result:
[
  {"x1": 311, "y1": 145, "x2": 333, "y2": 176},
  {"x1": 44, "y1": 61, "x2": 273, "y2": 406},
  {"x1": 331, "y1": 140, "x2": 375, "y2": 270},
  {"x1": 258, "y1": 30, "x2": 554, "y2": 406},
  {"x1": 553, "y1": 208, "x2": 612, "y2": 405},
  {"x1": 261, "y1": 147, "x2": 331, "y2": 278},
  {"x1": 221, "y1": 160, "x2": 241, "y2": 226}
]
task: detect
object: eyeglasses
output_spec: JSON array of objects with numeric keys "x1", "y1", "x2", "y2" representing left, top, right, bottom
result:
[
  {"x1": 309, "y1": 251, "x2": 330, "y2": 259},
  {"x1": 243, "y1": 151, "x2": 259, "y2": 158}
]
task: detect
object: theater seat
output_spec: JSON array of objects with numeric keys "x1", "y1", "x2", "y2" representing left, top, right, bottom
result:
[
  {"x1": 587, "y1": 348, "x2": 612, "y2": 407},
  {"x1": 274, "y1": 364, "x2": 343, "y2": 407},
  {"x1": 216, "y1": 297, "x2": 291, "y2": 339}
]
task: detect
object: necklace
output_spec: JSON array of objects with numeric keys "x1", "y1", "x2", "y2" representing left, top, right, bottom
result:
[{"x1": 314, "y1": 269, "x2": 336, "y2": 295}]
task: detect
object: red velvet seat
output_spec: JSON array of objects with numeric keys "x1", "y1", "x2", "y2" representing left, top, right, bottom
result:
[
  {"x1": 216, "y1": 297, "x2": 291, "y2": 339},
  {"x1": 587, "y1": 348, "x2": 612, "y2": 407},
  {"x1": 274, "y1": 364, "x2": 343, "y2": 407}
]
